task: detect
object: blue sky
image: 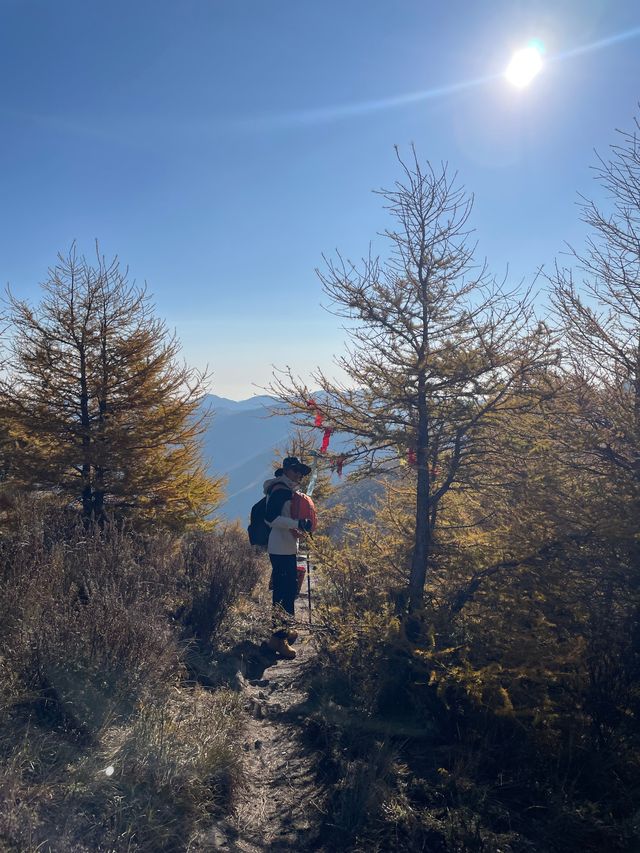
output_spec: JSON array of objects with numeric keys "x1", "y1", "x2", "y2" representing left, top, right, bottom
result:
[{"x1": 1, "y1": 0, "x2": 639, "y2": 399}]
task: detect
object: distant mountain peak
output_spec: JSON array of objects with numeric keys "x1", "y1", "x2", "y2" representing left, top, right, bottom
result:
[{"x1": 204, "y1": 394, "x2": 280, "y2": 413}]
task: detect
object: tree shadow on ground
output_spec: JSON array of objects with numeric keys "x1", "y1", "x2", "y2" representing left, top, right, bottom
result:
[{"x1": 185, "y1": 639, "x2": 282, "y2": 689}]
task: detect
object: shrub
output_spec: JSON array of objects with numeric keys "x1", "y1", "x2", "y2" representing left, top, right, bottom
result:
[
  {"x1": 306, "y1": 525, "x2": 640, "y2": 852},
  {"x1": 0, "y1": 506, "x2": 181, "y2": 740},
  {"x1": 0, "y1": 502, "x2": 259, "y2": 850},
  {"x1": 180, "y1": 525, "x2": 265, "y2": 648}
]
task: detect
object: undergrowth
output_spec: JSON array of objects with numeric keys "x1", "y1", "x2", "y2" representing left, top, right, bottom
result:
[
  {"x1": 0, "y1": 500, "x2": 265, "y2": 851},
  {"x1": 305, "y1": 531, "x2": 640, "y2": 853}
]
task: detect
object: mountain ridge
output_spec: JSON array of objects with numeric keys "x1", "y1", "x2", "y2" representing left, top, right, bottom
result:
[
  {"x1": 201, "y1": 393, "x2": 370, "y2": 523},
  {"x1": 200, "y1": 394, "x2": 296, "y2": 521}
]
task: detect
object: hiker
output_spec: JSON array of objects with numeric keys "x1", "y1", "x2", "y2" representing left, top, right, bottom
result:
[{"x1": 263, "y1": 456, "x2": 313, "y2": 659}]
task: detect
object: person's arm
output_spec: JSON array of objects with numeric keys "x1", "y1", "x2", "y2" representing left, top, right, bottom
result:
[{"x1": 265, "y1": 487, "x2": 299, "y2": 531}]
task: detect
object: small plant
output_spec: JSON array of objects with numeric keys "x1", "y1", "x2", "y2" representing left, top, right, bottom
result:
[{"x1": 180, "y1": 524, "x2": 265, "y2": 648}]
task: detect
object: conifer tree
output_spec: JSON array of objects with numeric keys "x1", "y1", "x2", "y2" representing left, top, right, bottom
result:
[
  {"x1": 271, "y1": 151, "x2": 553, "y2": 607},
  {"x1": 1, "y1": 246, "x2": 222, "y2": 529}
]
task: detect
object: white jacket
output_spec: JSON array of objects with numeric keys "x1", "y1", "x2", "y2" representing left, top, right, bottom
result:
[{"x1": 263, "y1": 474, "x2": 300, "y2": 556}]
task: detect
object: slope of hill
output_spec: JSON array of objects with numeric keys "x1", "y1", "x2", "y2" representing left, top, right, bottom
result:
[
  {"x1": 201, "y1": 394, "x2": 380, "y2": 524},
  {"x1": 201, "y1": 395, "x2": 295, "y2": 522}
]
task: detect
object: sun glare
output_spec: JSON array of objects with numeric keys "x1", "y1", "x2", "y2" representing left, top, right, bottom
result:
[{"x1": 505, "y1": 42, "x2": 544, "y2": 88}]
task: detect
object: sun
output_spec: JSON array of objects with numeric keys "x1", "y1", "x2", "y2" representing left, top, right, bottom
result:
[{"x1": 505, "y1": 41, "x2": 545, "y2": 88}]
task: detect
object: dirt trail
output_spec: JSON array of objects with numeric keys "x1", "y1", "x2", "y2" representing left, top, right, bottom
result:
[{"x1": 207, "y1": 576, "x2": 329, "y2": 852}]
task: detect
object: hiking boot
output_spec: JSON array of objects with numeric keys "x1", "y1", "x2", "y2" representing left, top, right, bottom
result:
[
  {"x1": 267, "y1": 633, "x2": 297, "y2": 659},
  {"x1": 271, "y1": 626, "x2": 298, "y2": 643}
]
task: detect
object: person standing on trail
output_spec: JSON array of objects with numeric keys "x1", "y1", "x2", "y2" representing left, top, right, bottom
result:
[{"x1": 263, "y1": 456, "x2": 313, "y2": 659}]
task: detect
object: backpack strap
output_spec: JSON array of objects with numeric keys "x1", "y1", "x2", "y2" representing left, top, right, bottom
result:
[
  {"x1": 265, "y1": 481, "x2": 293, "y2": 523},
  {"x1": 266, "y1": 481, "x2": 290, "y2": 501}
]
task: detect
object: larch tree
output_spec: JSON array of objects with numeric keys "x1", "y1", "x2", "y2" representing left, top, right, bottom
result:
[
  {"x1": 551, "y1": 117, "x2": 640, "y2": 535},
  {"x1": 271, "y1": 151, "x2": 554, "y2": 609},
  {"x1": 1, "y1": 247, "x2": 222, "y2": 529}
]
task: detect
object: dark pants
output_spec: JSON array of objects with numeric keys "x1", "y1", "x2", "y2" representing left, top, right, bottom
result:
[{"x1": 269, "y1": 553, "x2": 297, "y2": 622}]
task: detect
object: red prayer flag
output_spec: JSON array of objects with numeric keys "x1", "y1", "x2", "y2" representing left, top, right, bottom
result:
[{"x1": 307, "y1": 397, "x2": 324, "y2": 427}]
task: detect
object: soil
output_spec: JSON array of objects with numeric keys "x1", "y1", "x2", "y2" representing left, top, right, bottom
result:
[{"x1": 204, "y1": 574, "x2": 330, "y2": 852}]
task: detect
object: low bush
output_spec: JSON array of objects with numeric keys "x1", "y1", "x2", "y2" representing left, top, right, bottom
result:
[
  {"x1": 179, "y1": 525, "x2": 265, "y2": 648},
  {"x1": 306, "y1": 532, "x2": 640, "y2": 852},
  {"x1": 0, "y1": 501, "x2": 261, "y2": 850},
  {"x1": 0, "y1": 507, "x2": 180, "y2": 741}
]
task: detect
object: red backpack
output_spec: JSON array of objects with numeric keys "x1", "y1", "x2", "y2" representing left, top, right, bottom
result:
[{"x1": 291, "y1": 491, "x2": 317, "y2": 532}]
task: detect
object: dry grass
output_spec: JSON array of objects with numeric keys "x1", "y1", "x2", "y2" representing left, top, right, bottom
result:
[
  {"x1": 0, "y1": 501, "x2": 262, "y2": 851},
  {"x1": 0, "y1": 687, "x2": 244, "y2": 851}
]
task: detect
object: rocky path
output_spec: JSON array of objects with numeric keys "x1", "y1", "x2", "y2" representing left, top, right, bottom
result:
[{"x1": 207, "y1": 574, "x2": 329, "y2": 852}]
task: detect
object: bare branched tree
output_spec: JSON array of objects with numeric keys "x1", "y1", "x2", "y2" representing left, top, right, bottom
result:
[
  {"x1": 270, "y1": 149, "x2": 554, "y2": 608},
  {"x1": 551, "y1": 116, "x2": 640, "y2": 525}
]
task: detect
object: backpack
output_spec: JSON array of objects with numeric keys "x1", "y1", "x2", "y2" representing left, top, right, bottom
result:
[
  {"x1": 247, "y1": 482, "x2": 290, "y2": 549},
  {"x1": 247, "y1": 495, "x2": 270, "y2": 548},
  {"x1": 291, "y1": 492, "x2": 317, "y2": 532}
]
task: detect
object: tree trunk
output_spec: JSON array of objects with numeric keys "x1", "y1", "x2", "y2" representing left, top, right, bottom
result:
[
  {"x1": 634, "y1": 337, "x2": 640, "y2": 521},
  {"x1": 93, "y1": 484, "x2": 104, "y2": 520},
  {"x1": 79, "y1": 345, "x2": 93, "y2": 520},
  {"x1": 409, "y1": 374, "x2": 430, "y2": 609},
  {"x1": 94, "y1": 316, "x2": 108, "y2": 523}
]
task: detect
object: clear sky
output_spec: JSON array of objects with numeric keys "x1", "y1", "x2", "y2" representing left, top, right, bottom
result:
[{"x1": 1, "y1": 0, "x2": 639, "y2": 399}]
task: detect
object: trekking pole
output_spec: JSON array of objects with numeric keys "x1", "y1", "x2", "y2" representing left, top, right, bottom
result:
[
  {"x1": 304, "y1": 453, "x2": 318, "y2": 626},
  {"x1": 306, "y1": 546, "x2": 312, "y2": 625}
]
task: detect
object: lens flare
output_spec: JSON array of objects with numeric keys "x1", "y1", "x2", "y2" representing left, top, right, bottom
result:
[{"x1": 505, "y1": 41, "x2": 545, "y2": 88}]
